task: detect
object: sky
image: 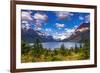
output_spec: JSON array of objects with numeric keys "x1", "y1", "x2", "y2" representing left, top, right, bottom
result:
[{"x1": 21, "y1": 10, "x2": 90, "y2": 40}]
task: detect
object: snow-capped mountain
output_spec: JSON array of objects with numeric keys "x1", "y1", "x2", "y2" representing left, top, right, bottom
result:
[
  {"x1": 63, "y1": 23, "x2": 90, "y2": 42},
  {"x1": 21, "y1": 28, "x2": 56, "y2": 43},
  {"x1": 21, "y1": 22, "x2": 90, "y2": 43},
  {"x1": 75, "y1": 23, "x2": 90, "y2": 32}
]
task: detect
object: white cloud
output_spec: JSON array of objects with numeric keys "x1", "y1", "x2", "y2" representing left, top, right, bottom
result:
[
  {"x1": 79, "y1": 15, "x2": 90, "y2": 23},
  {"x1": 65, "y1": 28, "x2": 75, "y2": 33},
  {"x1": 34, "y1": 27, "x2": 42, "y2": 31},
  {"x1": 21, "y1": 11, "x2": 49, "y2": 30},
  {"x1": 74, "y1": 25, "x2": 78, "y2": 29},
  {"x1": 55, "y1": 23, "x2": 64, "y2": 29},
  {"x1": 53, "y1": 35, "x2": 67, "y2": 40},
  {"x1": 45, "y1": 28, "x2": 52, "y2": 32},
  {"x1": 53, "y1": 32, "x2": 69, "y2": 40},
  {"x1": 55, "y1": 11, "x2": 74, "y2": 20},
  {"x1": 22, "y1": 21, "x2": 28, "y2": 24},
  {"x1": 85, "y1": 15, "x2": 90, "y2": 23},
  {"x1": 21, "y1": 21, "x2": 31, "y2": 30},
  {"x1": 79, "y1": 16, "x2": 84, "y2": 20},
  {"x1": 21, "y1": 11, "x2": 33, "y2": 21},
  {"x1": 33, "y1": 12, "x2": 48, "y2": 29},
  {"x1": 33, "y1": 12, "x2": 48, "y2": 21},
  {"x1": 35, "y1": 20, "x2": 42, "y2": 27},
  {"x1": 64, "y1": 28, "x2": 76, "y2": 37},
  {"x1": 60, "y1": 35, "x2": 67, "y2": 40},
  {"x1": 37, "y1": 27, "x2": 42, "y2": 31},
  {"x1": 21, "y1": 11, "x2": 34, "y2": 30},
  {"x1": 53, "y1": 26, "x2": 77, "y2": 40}
]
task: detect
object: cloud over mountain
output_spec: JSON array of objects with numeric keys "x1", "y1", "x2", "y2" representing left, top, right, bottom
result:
[
  {"x1": 33, "y1": 12, "x2": 48, "y2": 30},
  {"x1": 21, "y1": 10, "x2": 90, "y2": 42}
]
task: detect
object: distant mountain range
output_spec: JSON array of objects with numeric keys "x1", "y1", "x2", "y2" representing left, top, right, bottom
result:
[
  {"x1": 63, "y1": 23, "x2": 90, "y2": 42},
  {"x1": 21, "y1": 22, "x2": 90, "y2": 43},
  {"x1": 21, "y1": 28, "x2": 56, "y2": 43}
]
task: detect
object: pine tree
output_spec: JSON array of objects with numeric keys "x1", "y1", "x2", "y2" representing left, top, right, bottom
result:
[
  {"x1": 60, "y1": 44, "x2": 66, "y2": 55},
  {"x1": 21, "y1": 41, "x2": 30, "y2": 54},
  {"x1": 33, "y1": 38, "x2": 43, "y2": 57},
  {"x1": 82, "y1": 39, "x2": 90, "y2": 59},
  {"x1": 60, "y1": 44, "x2": 65, "y2": 51},
  {"x1": 75, "y1": 43, "x2": 78, "y2": 53}
]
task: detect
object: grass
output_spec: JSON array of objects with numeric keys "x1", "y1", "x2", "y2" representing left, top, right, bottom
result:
[
  {"x1": 21, "y1": 48, "x2": 90, "y2": 63},
  {"x1": 21, "y1": 39, "x2": 90, "y2": 63}
]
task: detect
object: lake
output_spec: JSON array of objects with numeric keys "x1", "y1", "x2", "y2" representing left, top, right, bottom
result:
[{"x1": 29, "y1": 42, "x2": 82, "y2": 50}]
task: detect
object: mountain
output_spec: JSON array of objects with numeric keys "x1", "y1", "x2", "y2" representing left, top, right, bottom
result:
[
  {"x1": 21, "y1": 28, "x2": 41, "y2": 43},
  {"x1": 21, "y1": 28, "x2": 56, "y2": 43},
  {"x1": 63, "y1": 23, "x2": 90, "y2": 42},
  {"x1": 21, "y1": 22, "x2": 90, "y2": 43}
]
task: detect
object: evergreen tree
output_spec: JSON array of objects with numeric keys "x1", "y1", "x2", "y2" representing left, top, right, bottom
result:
[
  {"x1": 60, "y1": 44, "x2": 65, "y2": 51},
  {"x1": 80, "y1": 44, "x2": 83, "y2": 48},
  {"x1": 82, "y1": 39, "x2": 90, "y2": 59},
  {"x1": 75, "y1": 43, "x2": 78, "y2": 53},
  {"x1": 60, "y1": 44, "x2": 66, "y2": 55},
  {"x1": 33, "y1": 39, "x2": 43, "y2": 49},
  {"x1": 21, "y1": 41, "x2": 30, "y2": 54},
  {"x1": 33, "y1": 38, "x2": 43, "y2": 57}
]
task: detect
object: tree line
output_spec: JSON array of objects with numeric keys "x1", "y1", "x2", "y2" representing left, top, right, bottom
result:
[{"x1": 21, "y1": 39, "x2": 90, "y2": 63}]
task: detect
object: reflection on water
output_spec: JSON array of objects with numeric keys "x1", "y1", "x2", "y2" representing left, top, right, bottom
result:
[{"x1": 29, "y1": 42, "x2": 82, "y2": 50}]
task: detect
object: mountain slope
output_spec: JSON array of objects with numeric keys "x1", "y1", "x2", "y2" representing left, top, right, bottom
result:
[
  {"x1": 63, "y1": 23, "x2": 90, "y2": 42},
  {"x1": 21, "y1": 28, "x2": 56, "y2": 43}
]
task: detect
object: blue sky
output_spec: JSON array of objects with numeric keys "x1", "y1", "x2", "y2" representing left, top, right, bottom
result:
[{"x1": 21, "y1": 10, "x2": 90, "y2": 40}]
